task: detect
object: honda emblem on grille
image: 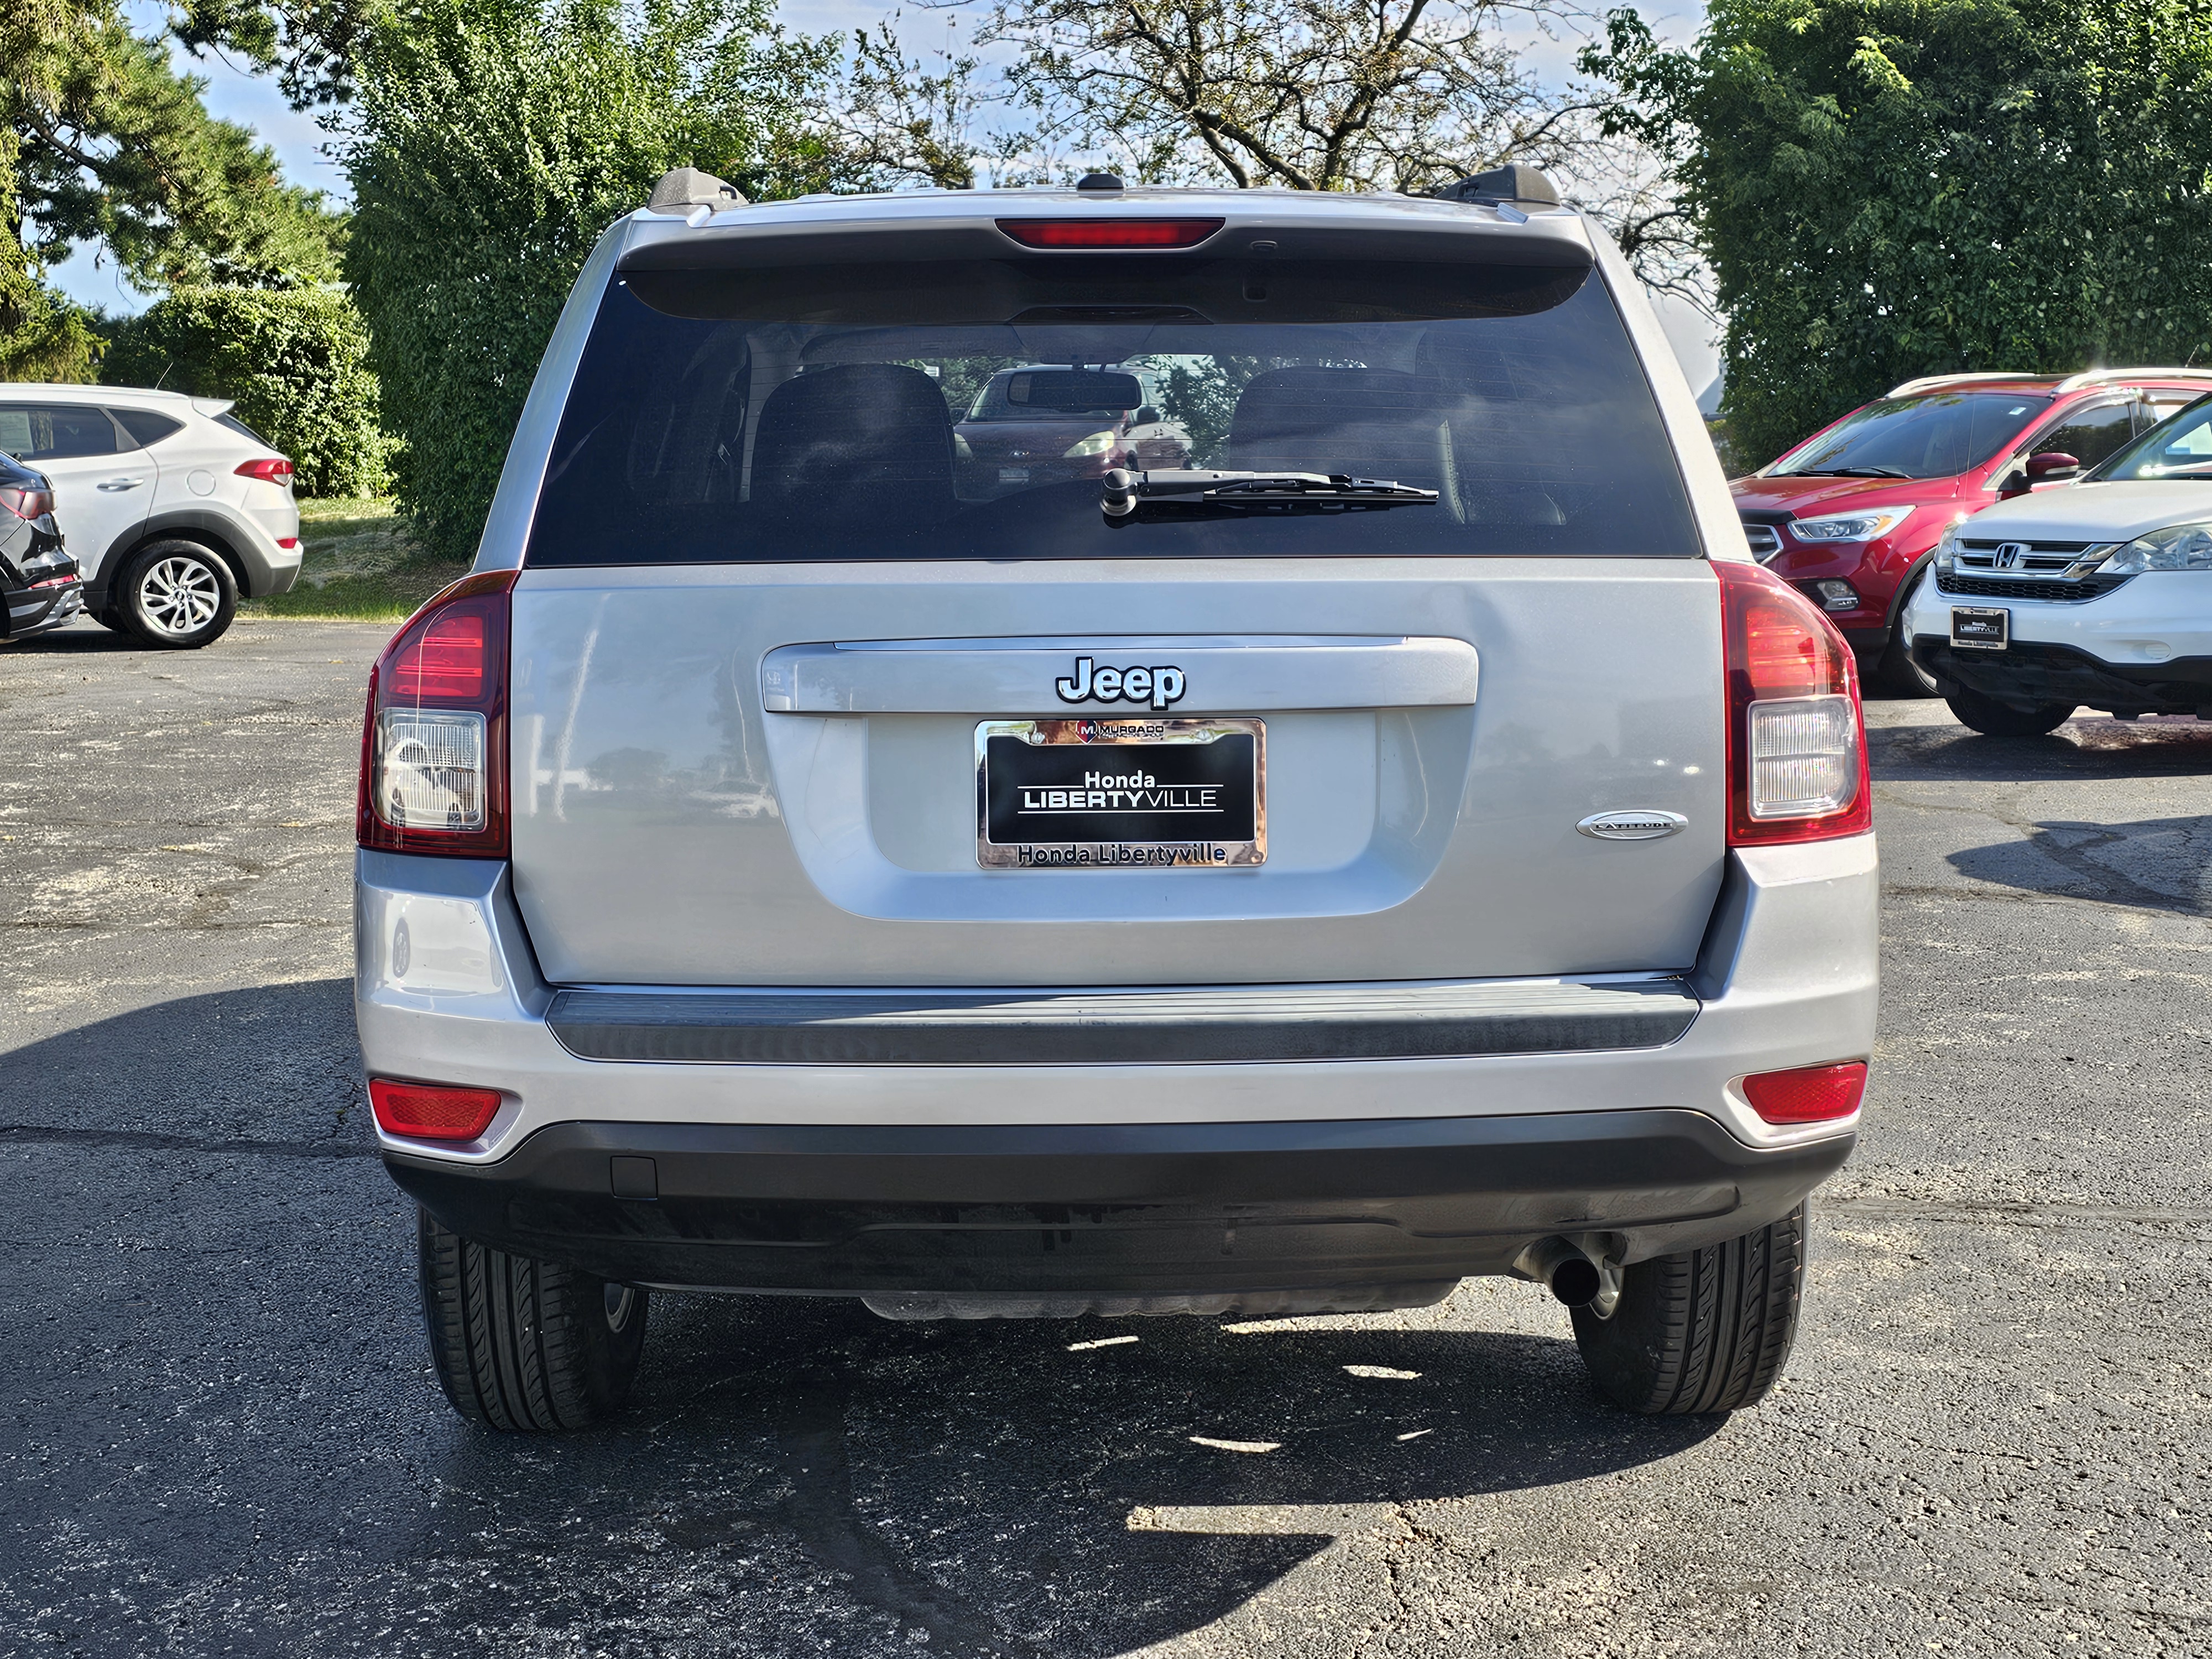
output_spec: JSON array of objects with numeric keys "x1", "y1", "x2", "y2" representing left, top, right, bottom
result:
[{"x1": 1993, "y1": 542, "x2": 2030, "y2": 569}]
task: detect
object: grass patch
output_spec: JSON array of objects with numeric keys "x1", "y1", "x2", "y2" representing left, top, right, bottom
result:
[{"x1": 241, "y1": 497, "x2": 469, "y2": 622}]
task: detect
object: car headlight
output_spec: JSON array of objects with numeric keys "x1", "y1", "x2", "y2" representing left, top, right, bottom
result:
[
  {"x1": 1062, "y1": 431, "x2": 1120, "y2": 459},
  {"x1": 1789, "y1": 507, "x2": 1913, "y2": 543},
  {"x1": 2095, "y1": 521, "x2": 2212, "y2": 573},
  {"x1": 1931, "y1": 521, "x2": 1960, "y2": 576}
]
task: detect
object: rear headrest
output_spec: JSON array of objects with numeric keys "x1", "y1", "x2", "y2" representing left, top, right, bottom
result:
[
  {"x1": 750, "y1": 364, "x2": 954, "y2": 519},
  {"x1": 1226, "y1": 368, "x2": 1446, "y2": 488}
]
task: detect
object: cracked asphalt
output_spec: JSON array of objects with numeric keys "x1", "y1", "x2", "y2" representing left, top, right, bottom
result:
[{"x1": 3, "y1": 615, "x2": 2208, "y2": 1657}]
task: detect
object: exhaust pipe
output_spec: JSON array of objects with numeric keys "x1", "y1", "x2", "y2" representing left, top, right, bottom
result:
[{"x1": 1515, "y1": 1236, "x2": 1604, "y2": 1307}]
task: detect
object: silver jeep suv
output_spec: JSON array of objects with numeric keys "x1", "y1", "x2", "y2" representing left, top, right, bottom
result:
[{"x1": 354, "y1": 168, "x2": 1878, "y2": 1431}]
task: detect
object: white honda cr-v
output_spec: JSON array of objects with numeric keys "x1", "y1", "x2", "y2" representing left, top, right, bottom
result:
[
  {"x1": 1901, "y1": 393, "x2": 2212, "y2": 733},
  {"x1": 0, "y1": 384, "x2": 301, "y2": 648}
]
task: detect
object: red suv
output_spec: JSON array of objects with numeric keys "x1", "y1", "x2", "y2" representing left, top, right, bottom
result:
[{"x1": 1731, "y1": 370, "x2": 2212, "y2": 692}]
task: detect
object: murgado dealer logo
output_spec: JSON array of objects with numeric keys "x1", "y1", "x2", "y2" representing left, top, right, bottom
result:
[{"x1": 1055, "y1": 656, "x2": 1187, "y2": 711}]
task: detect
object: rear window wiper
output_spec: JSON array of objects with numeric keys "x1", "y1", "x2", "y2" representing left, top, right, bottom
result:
[{"x1": 1102, "y1": 468, "x2": 1438, "y2": 525}]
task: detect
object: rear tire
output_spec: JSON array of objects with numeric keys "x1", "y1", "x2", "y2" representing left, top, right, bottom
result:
[
  {"x1": 417, "y1": 1208, "x2": 649, "y2": 1430},
  {"x1": 114, "y1": 539, "x2": 237, "y2": 649},
  {"x1": 1943, "y1": 686, "x2": 2075, "y2": 737},
  {"x1": 1571, "y1": 1204, "x2": 1806, "y2": 1414}
]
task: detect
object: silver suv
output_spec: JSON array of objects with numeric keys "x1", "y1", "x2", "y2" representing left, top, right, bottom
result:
[{"x1": 354, "y1": 168, "x2": 1879, "y2": 1431}]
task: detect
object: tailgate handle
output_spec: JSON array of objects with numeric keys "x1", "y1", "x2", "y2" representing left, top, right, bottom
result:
[{"x1": 760, "y1": 635, "x2": 1478, "y2": 714}]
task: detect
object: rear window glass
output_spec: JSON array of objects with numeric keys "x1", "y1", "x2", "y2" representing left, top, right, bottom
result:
[
  {"x1": 216, "y1": 411, "x2": 272, "y2": 446},
  {"x1": 524, "y1": 256, "x2": 1699, "y2": 566},
  {"x1": 1767, "y1": 392, "x2": 2052, "y2": 479},
  {"x1": 112, "y1": 408, "x2": 185, "y2": 448}
]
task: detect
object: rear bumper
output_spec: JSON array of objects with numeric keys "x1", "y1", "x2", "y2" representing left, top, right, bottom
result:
[
  {"x1": 387, "y1": 1110, "x2": 1854, "y2": 1292},
  {"x1": 3, "y1": 577, "x2": 84, "y2": 637},
  {"x1": 354, "y1": 832, "x2": 1877, "y2": 1288},
  {"x1": 354, "y1": 832, "x2": 1877, "y2": 1153}
]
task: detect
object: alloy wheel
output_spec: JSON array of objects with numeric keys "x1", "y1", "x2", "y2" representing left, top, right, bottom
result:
[{"x1": 139, "y1": 555, "x2": 222, "y2": 636}]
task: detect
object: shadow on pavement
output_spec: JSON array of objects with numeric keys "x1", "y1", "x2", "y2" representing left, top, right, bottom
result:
[
  {"x1": 1, "y1": 620, "x2": 148, "y2": 654},
  {"x1": 1870, "y1": 713, "x2": 2212, "y2": 782},
  {"x1": 1947, "y1": 813, "x2": 2212, "y2": 914},
  {"x1": 3, "y1": 982, "x2": 1720, "y2": 1656},
  {"x1": 406, "y1": 1293, "x2": 1718, "y2": 1657}
]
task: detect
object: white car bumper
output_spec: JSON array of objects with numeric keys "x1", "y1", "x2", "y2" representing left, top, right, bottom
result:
[{"x1": 1904, "y1": 569, "x2": 2212, "y2": 666}]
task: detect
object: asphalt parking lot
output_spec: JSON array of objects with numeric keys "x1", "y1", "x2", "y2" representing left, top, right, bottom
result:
[{"x1": 3, "y1": 616, "x2": 2208, "y2": 1657}]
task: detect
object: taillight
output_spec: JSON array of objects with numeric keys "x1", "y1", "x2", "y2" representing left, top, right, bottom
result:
[
  {"x1": 996, "y1": 218, "x2": 1224, "y2": 249},
  {"x1": 1716, "y1": 560, "x2": 1872, "y2": 845},
  {"x1": 235, "y1": 456, "x2": 294, "y2": 484},
  {"x1": 357, "y1": 571, "x2": 516, "y2": 857},
  {"x1": 0, "y1": 484, "x2": 54, "y2": 520},
  {"x1": 369, "y1": 1077, "x2": 502, "y2": 1141},
  {"x1": 1740, "y1": 1061, "x2": 1867, "y2": 1124}
]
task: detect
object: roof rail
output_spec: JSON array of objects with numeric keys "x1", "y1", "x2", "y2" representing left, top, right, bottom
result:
[
  {"x1": 2054, "y1": 367, "x2": 2212, "y2": 392},
  {"x1": 1885, "y1": 372, "x2": 2043, "y2": 398}
]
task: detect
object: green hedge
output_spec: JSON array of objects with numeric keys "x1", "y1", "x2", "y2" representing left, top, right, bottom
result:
[{"x1": 102, "y1": 287, "x2": 393, "y2": 497}]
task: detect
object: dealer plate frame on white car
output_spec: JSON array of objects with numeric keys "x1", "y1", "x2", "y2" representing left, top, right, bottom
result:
[
  {"x1": 1950, "y1": 606, "x2": 2010, "y2": 651},
  {"x1": 975, "y1": 717, "x2": 1267, "y2": 870}
]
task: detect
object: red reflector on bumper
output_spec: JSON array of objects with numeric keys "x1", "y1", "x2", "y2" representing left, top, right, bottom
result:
[
  {"x1": 1741, "y1": 1061, "x2": 1867, "y2": 1124},
  {"x1": 369, "y1": 1077, "x2": 502, "y2": 1140}
]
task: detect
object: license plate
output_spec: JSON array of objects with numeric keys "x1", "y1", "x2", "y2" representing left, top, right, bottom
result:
[
  {"x1": 1951, "y1": 606, "x2": 2009, "y2": 650},
  {"x1": 976, "y1": 718, "x2": 1265, "y2": 869},
  {"x1": 997, "y1": 467, "x2": 1030, "y2": 485}
]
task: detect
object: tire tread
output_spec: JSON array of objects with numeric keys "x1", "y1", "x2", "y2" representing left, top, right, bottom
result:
[
  {"x1": 1572, "y1": 1203, "x2": 1807, "y2": 1415},
  {"x1": 415, "y1": 1208, "x2": 646, "y2": 1431}
]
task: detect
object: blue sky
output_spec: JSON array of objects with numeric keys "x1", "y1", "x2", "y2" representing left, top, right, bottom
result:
[{"x1": 46, "y1": 0, "x2": 1719, "y2": 391}]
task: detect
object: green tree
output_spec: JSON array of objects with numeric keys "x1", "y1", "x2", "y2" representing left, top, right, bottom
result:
[
  {"x1": 6, "y1": 3, "x2": 346, "y2": 286},
  {"x1": 3, "y1": 1, "x2": 346, "y2": 376},
  {"x1": 341, "y1": 0, "x2": 841, "y2": 559},
  {"x1": 103, "y1": 286, "x2": 390, "y2": 494},
  {"x1": 1585, "y1": 0, "x2": 2212, "y2": 467},
  {"x1": 169, "y1": 0, "x2": 374, "y2": 109},
  {"x1": 977, "y1": 0, "x2": 1602, "y2": 192},
  {"x1": 962, "y1": 0, "x2": 1704, "y2": 298}
]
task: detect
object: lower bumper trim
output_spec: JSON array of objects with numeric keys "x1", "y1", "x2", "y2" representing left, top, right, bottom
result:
[{"x1": 385, "y1": 1111, "x2": 1854, "y2": 1294}]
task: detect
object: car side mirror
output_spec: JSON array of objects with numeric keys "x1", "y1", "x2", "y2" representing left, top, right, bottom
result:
[
  {"x1": 2025, "y1": 451, "x2": 2081, "y2": 483},
  {"x1": 1135, "y1": 405, "x2": 1161, "y2": 425}
]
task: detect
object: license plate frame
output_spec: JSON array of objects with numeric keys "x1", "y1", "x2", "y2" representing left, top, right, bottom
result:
[
  {"x1": 975, "y1": 717, "x2": 1266, "y2": 870},
  {"x1": 1951, "y1": 606, "x2": 2010, "y2": 650}
]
